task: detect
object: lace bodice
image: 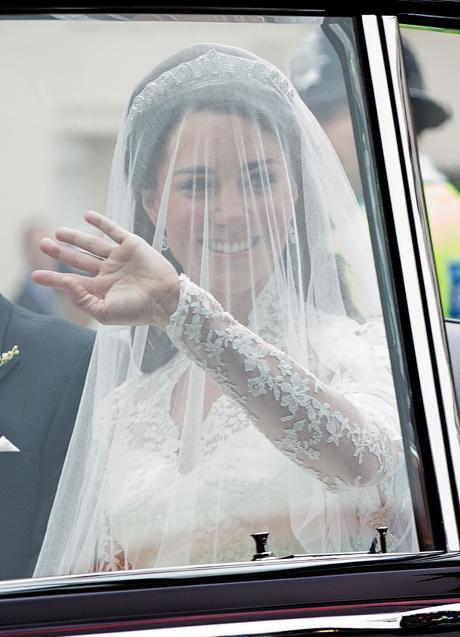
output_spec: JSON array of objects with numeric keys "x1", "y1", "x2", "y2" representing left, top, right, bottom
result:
[{"x1": 92, "y1": 276, "x2": 416, "y2": 571}]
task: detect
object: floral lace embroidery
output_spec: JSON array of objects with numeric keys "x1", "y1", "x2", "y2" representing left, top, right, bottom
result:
[{"x1": 166, "y1": 275, "x2": 402, "y2": 491}]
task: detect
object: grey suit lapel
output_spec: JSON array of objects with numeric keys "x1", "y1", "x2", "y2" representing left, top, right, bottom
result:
[{"x1": 0, "y1": 295, "x2": 20, "y2": 381}]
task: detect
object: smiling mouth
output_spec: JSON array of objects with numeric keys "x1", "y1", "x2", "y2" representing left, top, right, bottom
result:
[{"x1": 202, "y1": 237, "x2": 259, "y2": 255}]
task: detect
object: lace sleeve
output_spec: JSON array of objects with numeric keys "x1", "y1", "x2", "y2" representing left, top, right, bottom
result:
[{"x1": 166, "y1": 275, "x2": 403, "y2": 492}]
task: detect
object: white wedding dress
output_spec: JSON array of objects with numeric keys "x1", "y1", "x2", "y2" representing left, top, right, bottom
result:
[{"x1": 93, "y1": 275, "x2": 416, "y2": 571}]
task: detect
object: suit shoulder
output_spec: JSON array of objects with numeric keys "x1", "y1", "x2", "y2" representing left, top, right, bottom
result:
[{"x1": 11, "y1": 305, "x2": 95, "y2": 356}]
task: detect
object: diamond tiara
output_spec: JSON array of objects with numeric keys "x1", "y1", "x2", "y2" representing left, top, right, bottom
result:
[{"x1": 128, "y1": 49, "x2": 295, "y2": 122}]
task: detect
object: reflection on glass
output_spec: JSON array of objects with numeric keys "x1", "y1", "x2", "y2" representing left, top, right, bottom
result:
[
  {"x1": 290, "y1": 29, "x2": 363, "y2": 203},
  {"x1": 401, "y1": 25, "x2": 460, "y2": 447},
  {"x1": 401, "y1": 27, "x2": 460, "y2": 321},
  {"x1": 1, "y1": 15, "x2": 420, "y2": 582}
]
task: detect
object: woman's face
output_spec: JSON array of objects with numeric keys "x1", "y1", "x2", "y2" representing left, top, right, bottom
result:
[{"x1": 143, "y1": 111, "x2": 297, "y2": 296}]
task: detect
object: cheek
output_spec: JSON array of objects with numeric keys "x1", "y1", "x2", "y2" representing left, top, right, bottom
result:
[
  {"x1": 165, "y1": 192, "x2": 205, "y2": 247},
  {"x1": 254, "y1": 187, "x2": 294, "y2": 236}
]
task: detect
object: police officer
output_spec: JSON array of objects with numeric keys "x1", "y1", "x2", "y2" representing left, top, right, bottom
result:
[{"x1": 290, "y1": 31, "x2": 459, "y2": 318}]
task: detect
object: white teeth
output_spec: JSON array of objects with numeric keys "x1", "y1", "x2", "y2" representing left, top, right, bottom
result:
[{"x1": 209, "y1": 239, "x2": 253, "y2": 254}]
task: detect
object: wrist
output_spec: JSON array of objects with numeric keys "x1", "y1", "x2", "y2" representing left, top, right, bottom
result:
[{"x1": 156, "y1": 275, "x2": 181, "y2": 328}]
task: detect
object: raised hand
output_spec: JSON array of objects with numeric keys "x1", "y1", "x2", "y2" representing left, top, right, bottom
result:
[{"x1": 32, "y1": 210, "x2": 180, "y2": 327}]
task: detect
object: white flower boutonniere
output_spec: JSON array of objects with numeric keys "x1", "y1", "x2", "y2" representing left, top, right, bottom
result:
[{"x1": 0, "y1": 345, "x2": 20, "y2": 367}]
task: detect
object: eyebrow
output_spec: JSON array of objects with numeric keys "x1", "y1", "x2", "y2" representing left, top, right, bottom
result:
[
  {"x1": 246, "y1": 159, "x2": 277, "y2": 171},
  {"x1": 173, "y1": 159, "x2": 278, "y2": 177},
  {"x1": 173, "y1": 166, "x2": 211, "y2": 177}
]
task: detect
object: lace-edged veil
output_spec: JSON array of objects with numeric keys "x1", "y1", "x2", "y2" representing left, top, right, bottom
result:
[{"x1": 34, "y1": 42, "x2": 397, "y2": 577}]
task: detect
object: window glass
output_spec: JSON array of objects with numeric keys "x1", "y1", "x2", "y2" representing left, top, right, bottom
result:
[
  {"x1": 400, "y1": 26, "x2": 460, "y2": 404},
  {"x1": 0, "y1": 14, "x2": 426, "y2": 582}
]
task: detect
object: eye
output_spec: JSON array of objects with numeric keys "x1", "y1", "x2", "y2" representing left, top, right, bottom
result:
[
  {"x1": 178, "y1": 175, "x2": 215, "y2": 196},
  {"x1": 245, "y1": 171, "x2": 277, "y2": 190}
]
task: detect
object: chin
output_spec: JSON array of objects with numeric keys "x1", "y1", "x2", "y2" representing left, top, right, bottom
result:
[{"x1": 208, "y1": 267, "x2": 272, "y2": 296}]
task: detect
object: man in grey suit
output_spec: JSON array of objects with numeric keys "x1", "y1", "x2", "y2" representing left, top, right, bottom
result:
[{"x1": 0, "y1": 294, "x2": 94, "y2": 580}]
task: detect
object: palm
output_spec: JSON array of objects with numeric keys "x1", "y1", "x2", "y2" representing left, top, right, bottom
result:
[
  {"x1": 86, "y1": 238, "x2": 165, "y2": 323},
  {"x1": 32, "y1": 211, "x2": 180, "y2": 326}
]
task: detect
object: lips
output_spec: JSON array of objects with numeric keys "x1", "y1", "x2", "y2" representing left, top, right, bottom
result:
[{"x1": 199, "y1": 237, "x2": 259, "y2": 255}]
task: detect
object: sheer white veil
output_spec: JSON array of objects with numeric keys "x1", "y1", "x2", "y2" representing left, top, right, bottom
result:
[{"x1": 34, "y1": 43, "x2": 405, "y2": 577}]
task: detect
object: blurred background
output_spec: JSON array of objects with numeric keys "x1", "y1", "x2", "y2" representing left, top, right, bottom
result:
[
  {"x1": 402, "y1": 26, "x2": 460, "y2": 319},
  {"x1": 402, "y1": 26, "x2": 460, "y2": 188},
  {"x1": 0, "y1": 16, "x2": 458, "y2": 324},
  {"x1": 0, "y1": 16, "x2": 314, "y2": 326}
]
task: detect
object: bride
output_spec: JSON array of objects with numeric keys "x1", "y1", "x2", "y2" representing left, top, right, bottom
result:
[{"x1": 33, "y1": 43, "x2": 417, "y2": 575}]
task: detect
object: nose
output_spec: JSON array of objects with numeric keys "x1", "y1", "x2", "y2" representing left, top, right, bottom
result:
[{"x1": 212, "y1": 180, "x2": 251, "y2": 230}]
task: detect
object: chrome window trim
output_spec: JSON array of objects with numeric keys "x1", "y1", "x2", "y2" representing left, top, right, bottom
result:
[
  {"x1": 0, "y1": 551, "x2": 426, "y2": 595},
  {"x1": 382, "y1": 15, "x2": 460, "y2": 537},
  {"x1": 362, "y1": 15, "x2": 459, "y2": 550},
  {"x1": 73, "y1": 611, "x2": 401, "y2": 635},
  {"x1": 75, "y1": 602, "x2": 460, "y2": 635},
  {"x1": 386, "y1": 15, "x2": 460, "y2": 525},
  {"x1": 0, "y1": 614, "x2": 393, "y2": 636}
]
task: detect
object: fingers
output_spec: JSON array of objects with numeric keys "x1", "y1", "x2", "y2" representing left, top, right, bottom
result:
[
  {"x1": 55, "y1": 227, "x2": 113, "y2": 259},
  {"x1": 32, "y1": 270, "x2": 92, "y2": 292},
  {"x1": 39, "y1": 237, "x2": 102, "y2": 275},
  {"x1": 84, "y1": 210, "x2": 129, "y2": 245},
  {"x1": 32, "y1": 271, "x2": 105, "y2": 322}
]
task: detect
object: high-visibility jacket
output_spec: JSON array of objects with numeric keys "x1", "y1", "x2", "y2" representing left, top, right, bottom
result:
[{"x1": 422, "y1": 155, "x2": 460, "y2": 319}]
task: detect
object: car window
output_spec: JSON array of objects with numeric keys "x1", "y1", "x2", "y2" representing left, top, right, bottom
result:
[
  {"x1": 400, "y1": 23, "x2": 460, "y2": 445},
  {"x1": 0, "y1": 13, "x2": 433, "y2": 583},
  {"x1": 400, "y1": 26, "x2": 460, "y2": 322}
]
